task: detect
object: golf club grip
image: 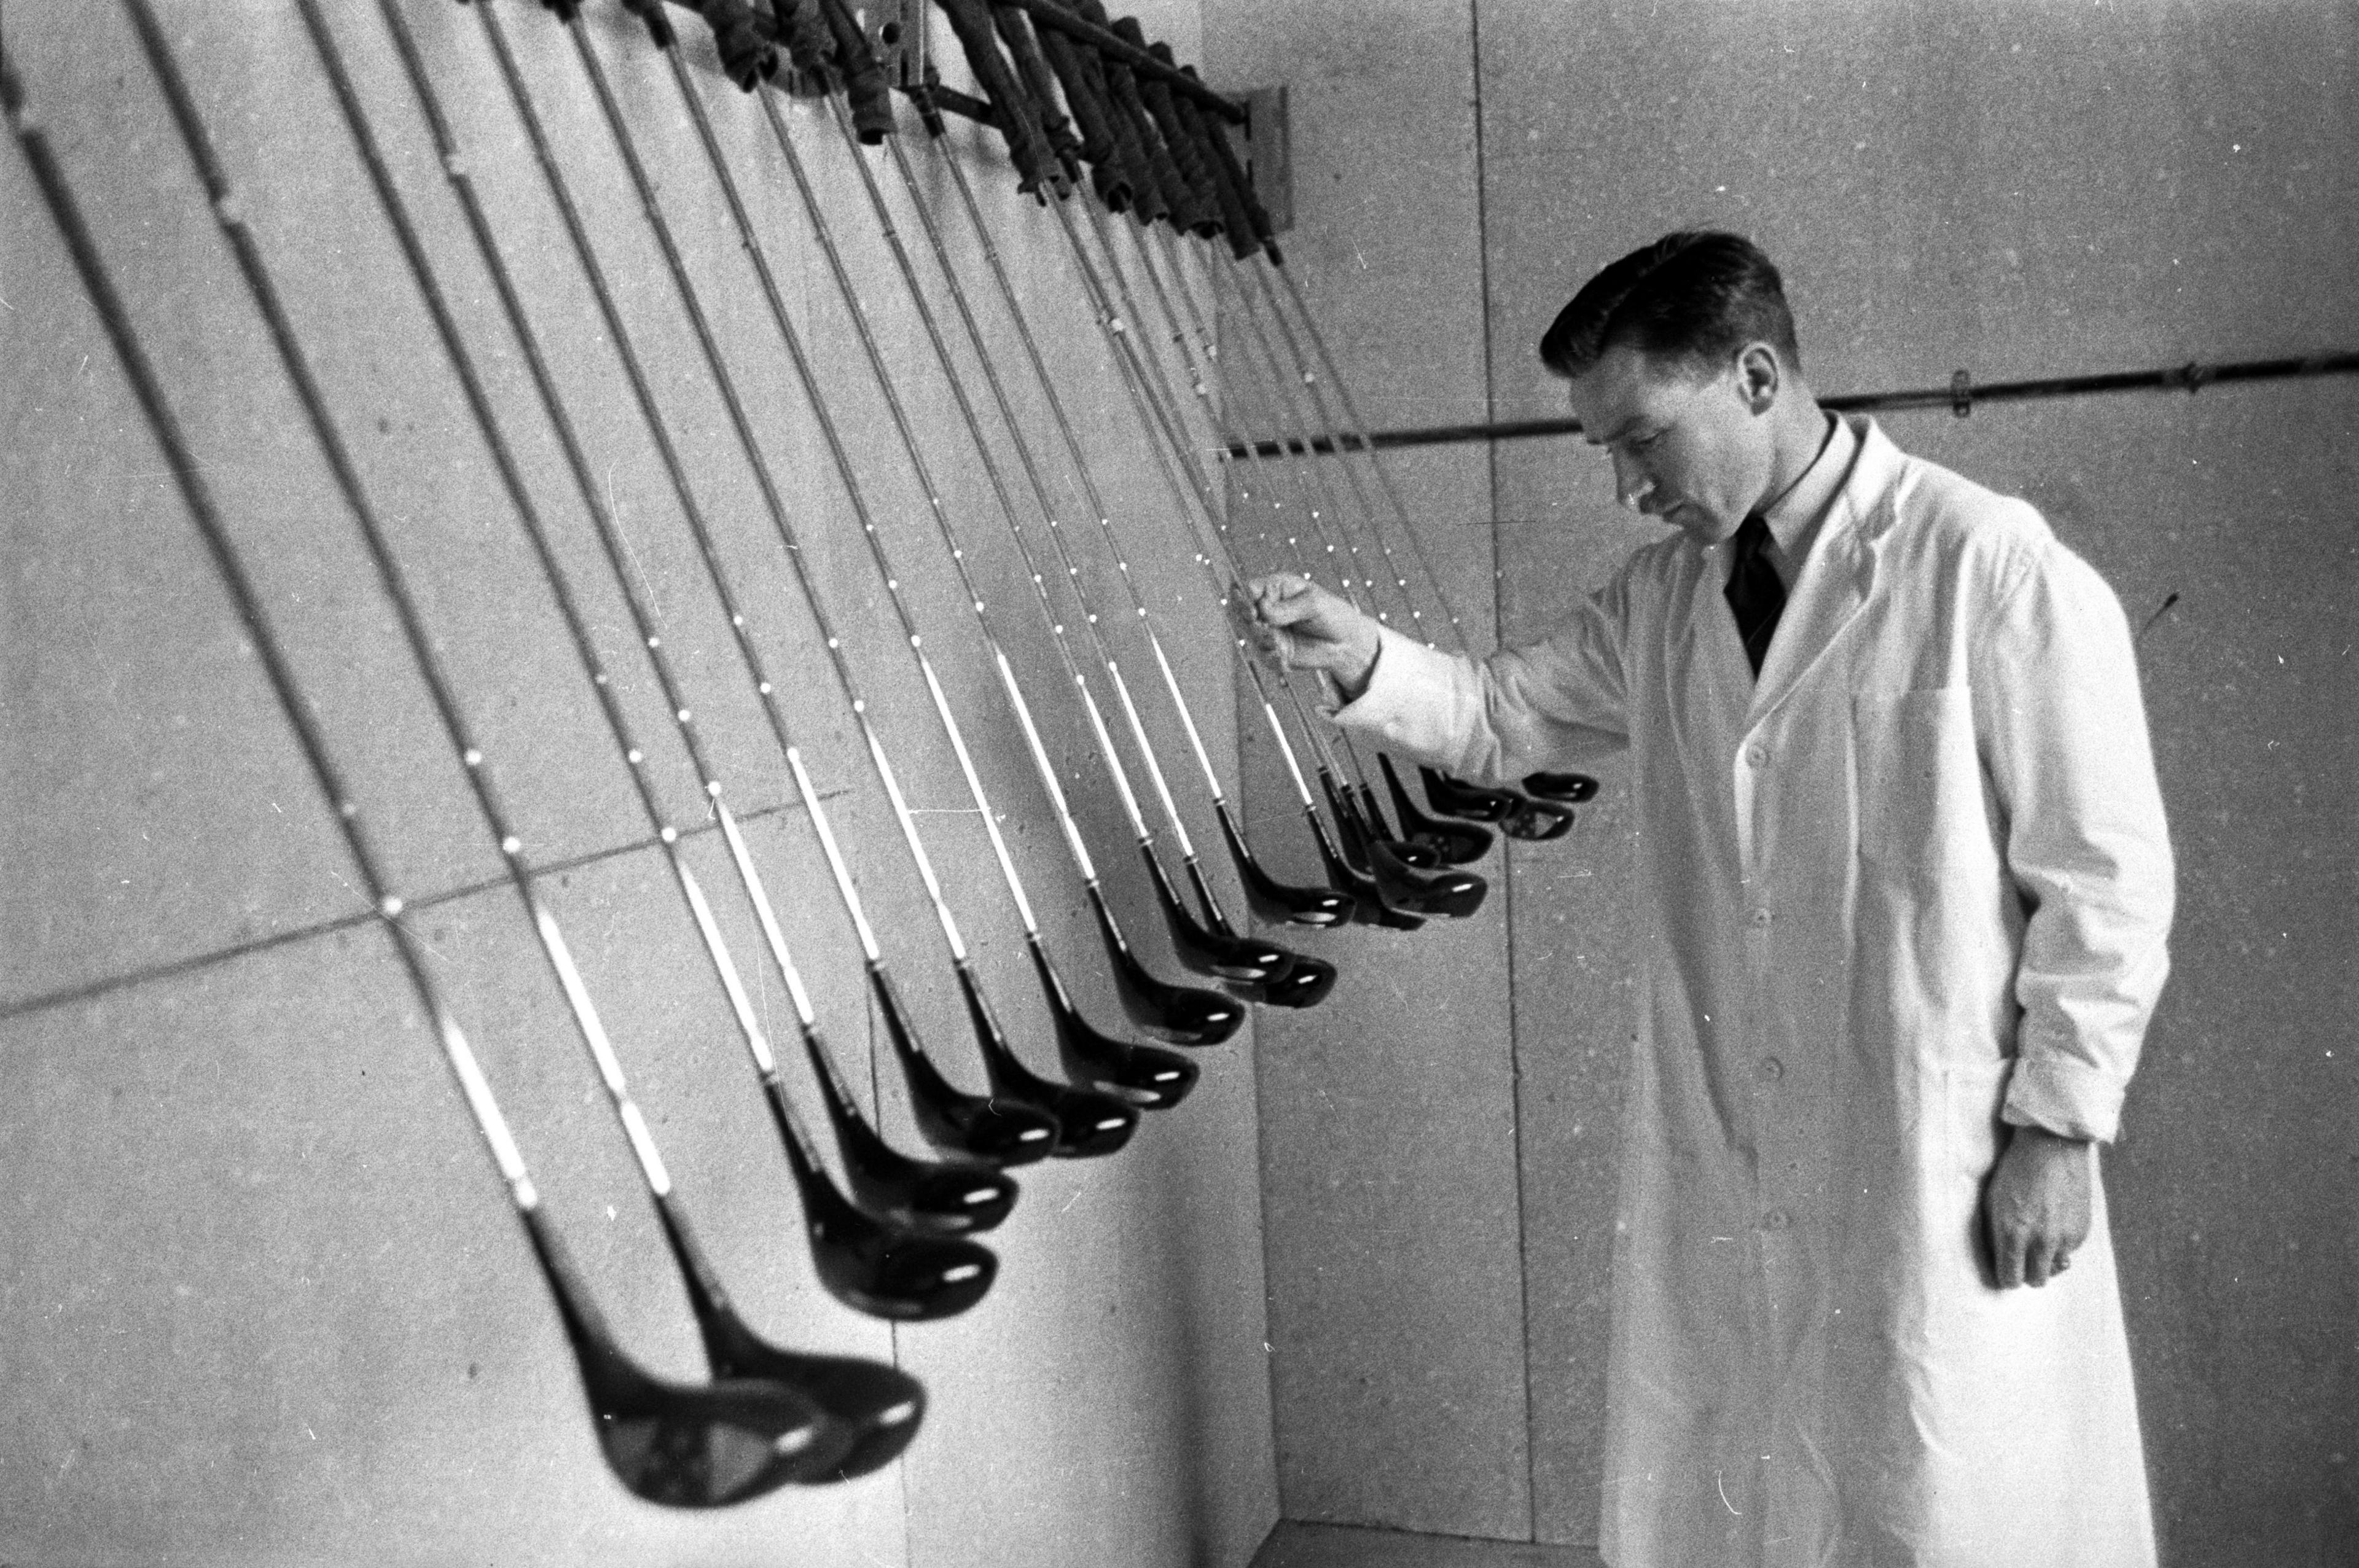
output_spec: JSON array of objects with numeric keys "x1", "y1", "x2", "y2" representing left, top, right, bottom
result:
[
  {"x1": 1019, "y1": 4, "x2": 1113, "y2": 166},
  {"x1": 1133, "y1": 34, "x2": 1219, "y2": 233},
  {"x1": 684, "y1": 0, "x2": 777, "y2": 90},
  {"x1": 816, "y1": 0, "x2": 897, "y2": 139},
  {"x1": 766, "y1": 0, "x2": 840, "y2": 82},
  {"x1": 1049, "y1": 0, "x2": 1163, "y2": 220},
  {"x1": 1023, "y1": 15, "x2": 1135, "y2": 211},
  {"x1": 1168, "y1": 66, "x2": 1257, "y2": 257},
  {"x1": 933, "y1": 0, "x2": 1058, "y2": 192},
  {"x1": 990, "y1": 4, "x2": 1081, "y2": 171},
  {"x1": 1076, "y1": 2, "x2": 1196, "y2": 228}
]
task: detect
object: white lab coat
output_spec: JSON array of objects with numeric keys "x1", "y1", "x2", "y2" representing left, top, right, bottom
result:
[{"x1": 1337, "y1": 419, "x2": 2172, "y2": 1567}]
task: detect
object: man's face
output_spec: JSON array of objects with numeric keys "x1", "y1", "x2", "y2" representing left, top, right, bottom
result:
[{"x1": 1564, "y1": 343, "x2": 1776, "y2": 547}]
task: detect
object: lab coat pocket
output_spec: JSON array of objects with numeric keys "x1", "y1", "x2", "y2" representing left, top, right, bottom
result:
[
  {"x1": 1851, "y1": 687, "x2": 1978, "y2": 875},
  {"x1": 1946, "y1": 1054, "x2": 2016, "y2": 1289}
]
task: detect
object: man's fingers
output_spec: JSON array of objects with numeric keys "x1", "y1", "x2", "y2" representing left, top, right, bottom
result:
[
  {"x1": 1989, "y1": 1211, "x2": 2027, "y2": 1290},
  {"x1": 2022, "y1": 1238, "x2": 2053, "y2": 1288}
]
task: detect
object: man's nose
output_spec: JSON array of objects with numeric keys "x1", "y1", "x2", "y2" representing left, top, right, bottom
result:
[{"x1": 1612, "y1": 454, "x2": 1654, "y2": 512}]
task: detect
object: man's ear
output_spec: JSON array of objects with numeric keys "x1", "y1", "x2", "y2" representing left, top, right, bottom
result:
[{"x1": 1735, "y1": 343, "x2": 1782, "y2": 413}]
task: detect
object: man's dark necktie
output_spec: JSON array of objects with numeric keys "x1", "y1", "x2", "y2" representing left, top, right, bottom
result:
[{"x1": 1723, "y1": 513, "x2": 1785, "y2": 677}]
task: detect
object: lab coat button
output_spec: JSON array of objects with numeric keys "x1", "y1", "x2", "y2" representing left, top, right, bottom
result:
[
  {"x1": 1761, "y1": 1209, "x2": 1791, "y2": 1233},
  {"x1": 1751, "y1": 908, "x2": 1773, "y2": 927},
  {"x1": 1746, "y1": 743, "x2": 1767, "y2": 767},
  {"x1": 1759, "y1": 1056, "x2": 1784, "y2": 1082}
]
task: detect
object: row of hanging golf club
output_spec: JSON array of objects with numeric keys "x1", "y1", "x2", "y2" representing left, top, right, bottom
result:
[
  {"x1": 899, "y1": 0, "x2": 1598, "y2": 932},
  {"x1": 0, "y1": 0, "x2": 1165, "y2": 1508},
  {"x1": 8, "y1": 0, "x2": 1592, "y2": 1510}
]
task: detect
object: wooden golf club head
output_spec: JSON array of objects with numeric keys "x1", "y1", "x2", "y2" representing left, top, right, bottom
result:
[
  {"x1": 1215, "y1": 799, "x2": 1355, "y2": 927},
  {"x1": 1140, "y1": 841, "x2": 1293, "y2": 984},
  {"x1": 1182, "y1": 858, "x2": 1336, "y2": 1008},
  {"x1": 652, "y1": 1193, "x2": 926, "y2": 1481},
  {"x1": 953, "y1": 959, "x2": 1140, "y2": 1158},
  {"x1": 518, "y1": 1207, "x2": 855, "y2": 1504},
  {"x1": 1521, "y1": 770, "x2": 1599, "y2": 803},
  {"x1": 754, "y1": 1065, "x2": 1001, "y2": 1321},
  {"x1": 1420, "y1": 765, "x2": 1517, "y2": 823},
  {"x1": 1500, "y1": 797, "x2": 1576, "y2": 841},
  {"x1": 1027, "y1": 936, "x2": 1199, "y2": 1110},
  {"x1": 1307, "y1": 800, "x2": 1425, "y2": 931},
  {"x1": 868, "y1": 964, "x2": 1058, "y2": 1164},
  {"x1": 1356, "y1": 781, "x2": 1444, "y2": 868},
  {"x1": 1380, "y1": 753, "x2": 1494, "y2": 864},
  {"x1": 1085, "y1": 885, "x2": 1246, "y2": 1044},
  {"x1": 773, "y1": 1037, "x2": 1016, "y2": 1236}
]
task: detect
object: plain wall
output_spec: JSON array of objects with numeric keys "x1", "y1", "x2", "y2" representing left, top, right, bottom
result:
[
  {"x1": 1207, "y1": 1, "x2": 2358, "y2": 1562},
  {"x1": 0, "y1": 3, "x2": 1280, "y2": 1564}
]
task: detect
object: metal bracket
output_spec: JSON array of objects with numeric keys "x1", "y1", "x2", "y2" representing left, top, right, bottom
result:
[
  {"x1": 1242, "y1": 84, "x2": 1291, "y2": 234},
  {"x1": 862, "y1": 0, "x2": 927, "y2": 88}
]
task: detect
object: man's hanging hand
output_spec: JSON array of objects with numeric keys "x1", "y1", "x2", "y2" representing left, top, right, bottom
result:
[
  {"x1": 1983, "y1": 1124, "x2": 2095, "y2": 1289},
  {"x1": 1240, "y1": 574, "x2": 1383, "y2": 695}
]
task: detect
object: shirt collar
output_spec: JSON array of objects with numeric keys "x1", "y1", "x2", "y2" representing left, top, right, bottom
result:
[{"x1": 1753, "y1": 412, "x2": 1856, "y2": 582}]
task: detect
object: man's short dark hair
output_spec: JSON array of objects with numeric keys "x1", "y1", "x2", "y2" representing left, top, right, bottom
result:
[{"x1": 1538, "y1": 231, "x2": 1802, "y2": 382}]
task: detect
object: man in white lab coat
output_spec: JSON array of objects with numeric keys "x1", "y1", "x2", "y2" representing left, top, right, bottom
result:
[{"x1": 1248, "y1": 232, "x2": 2173, "y2": 1567}]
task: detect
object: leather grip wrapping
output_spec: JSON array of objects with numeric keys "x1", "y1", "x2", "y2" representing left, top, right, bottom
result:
[
  {"x1": 1024, "y1": 11, "x2": 1132, "y2": 209},
  {"x1": 1054, "y1": 0, "x2": 1162, "y2": 219},
  {"x1": 816, "y1": 0, "x2": 898, "y2": 139},
  {"x1": 991, "y1": 6, "x2": 1082, "y2": 177},
  {"x1": 687, "y1": 0, "x2": 778, "y2": 91},
  {"x1": 1170, "y1": 66, "x2": 1258, "y2": 258},
  {"x1": 767, "y1": 0, "x2": 839, "y2": 88},
  {"x1": 1131, "y1": 32, "x2": 1221, "y2": 236},
  {"x1": 1073, "y1": 0, "x2": 1192, "y2": 227},
  {"x1": 934, "y1": 0, "x2": 1059, "y2": 195}
]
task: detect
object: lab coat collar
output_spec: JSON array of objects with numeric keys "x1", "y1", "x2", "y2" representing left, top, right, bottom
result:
[{"x1": 1742, "y1": 416, "x2": 1902, "y2": 727}]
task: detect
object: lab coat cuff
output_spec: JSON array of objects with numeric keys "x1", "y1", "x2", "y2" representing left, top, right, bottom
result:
[
  {"x1": 1329, "y1": 625, "x2": 1461, "y2": 740},
  {"x1": 2000, "y1": 1053, "x2": 2126, "y2": 1144}
]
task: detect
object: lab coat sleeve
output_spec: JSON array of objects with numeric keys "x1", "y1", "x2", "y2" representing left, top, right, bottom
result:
[
  {"x1": 1976, "y1": 533, "x2": 2175, "y2": 1142},
  {"x1": 1328, "y1": 578, "x2": 1632, "y2": 784}
]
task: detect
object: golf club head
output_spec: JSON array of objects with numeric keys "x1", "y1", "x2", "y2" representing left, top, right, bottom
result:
[
  {"x1": 1420, "y1": 765, "x2": 1517, "y2": 824},
  {"x1": 1500, "y1": 797, "x2": 1576, "y2": 841},
  {"x1": 1140, "y1": 841, "x2": 1293, "y2": 984},
  {"x1": 518, "y1": 1207, "x2": 853, "y2": 1504},
  {"x1": 1306, "y1": 801, "x2": 1425, "y2": 931},
  {"x1": 1183, "y1": 858, "x2": 1333, "y2": 1009},
  {"x1": 1085, "y1": 886, "x2": 1246, "y2": 1045},
  {"x1": 651, "y1": 1194, "x2": 927, "y2": 1481},
  {"x1": 1227, "y1": 951, "x2": 1337, "y2": 1007},
  {"x1": 1521, "y1": 770, "x2": 1599, "y2": 803},
  {"x1": 953, "y1": 960, "x2": 1140, "y2": 1158},
  {"x1": 1027, "y1": 937, "x2": 1199, "y2": 1110},
  {"x1": 774, "y1": 1040, "x2": 1015, "y2": 1235},
  {"x1": 1380, "y1": 754, "x2": 1495, "y2": 865},
  {"x1": 868, "y1": 964, "x2": 1059, "y2": 1164},
  {"x1": 1353, "y1": 782, "x2": 1442, "y2": 868},
  {"x1": 1214, "y1": 800, "x2": 1355, "y2": 927},
  {"x1": 1365, "y1": 836, "x2": 1488, "y2": 919},
  {"x1": 757, "y1": 1066, "x2": 1001, "y2": 1321}
]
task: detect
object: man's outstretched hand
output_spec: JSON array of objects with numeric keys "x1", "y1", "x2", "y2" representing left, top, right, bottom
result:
[
  {"x1": 1242, "y1": 574, "x2": 1384, "y2": 695},
  {"x1": 1983, "y1": 1124, "x2": 2095, "y2": 1289}
]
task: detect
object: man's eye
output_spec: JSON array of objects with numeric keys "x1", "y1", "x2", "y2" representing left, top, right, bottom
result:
[{"x1": 1630, "y1": 432, "x2": 1661, "y2": 453}]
